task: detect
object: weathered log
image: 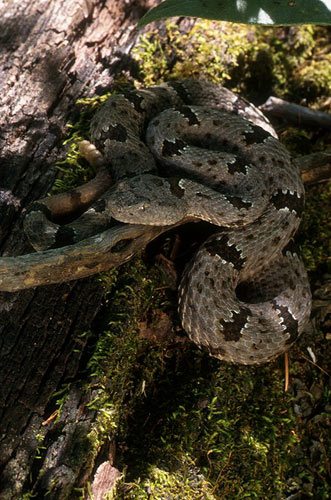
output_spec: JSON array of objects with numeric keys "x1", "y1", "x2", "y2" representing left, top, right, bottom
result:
[
  {"x1": 0, "y1": 224, "x2": 166, "y2": 292},
  {"x1": 260, "y1": 96, "x2": 331, "y2": 128},
  {"x1": 296, "y1": 152, "x2": 331, "y2": 184},
  {"x1": 0, "y1": 1, "x2": 153, "y2": 497}
]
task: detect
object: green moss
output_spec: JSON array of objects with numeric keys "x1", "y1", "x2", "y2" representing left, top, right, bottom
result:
[
  {"x1": 120, "y1": 460, "x2": 216, "y2": 499},
  {"x1": 299, "y1": 183, "x2": 331, "y2": 272},
  {"x1": 133, "y1": 22, "x2": 330, "y2": 104},
  {"x1": 133, "y1": 21, "x2": 261, "y2": 86},
  {"x1": 114, "y1": 354, "x2": 306, "y2": 498},
  {"x1": 50, "y1": 94, "x2": 110, "y2": 195},
  {"x1": 80, "y1": 258, "x2": 171, "y2": 436},
  {"x1": 51, "y1": 133, "x2": 94, "y2": 194}
]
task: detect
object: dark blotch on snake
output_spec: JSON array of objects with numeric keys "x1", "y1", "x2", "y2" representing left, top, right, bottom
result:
[
  {"x1": 282, "y1": 239, "x2": 298, "y2": 256},
  {"x1": 151, "y1": 177, "x2": 164, "y2": 187},
  {"x1": 244, "y1": 125, "x2": 270, "y2": 145},
  {"x1": 227, "y1": 156, "x2": 249, "y2": 175},
  {"x1": 208, "y1": 345, "x2": 227, "y2": 357},
  {"x1": 168, "y1": 81, "x2": 191, "y2": 103},
  {"x1": 271, "y1": 190, "x2": 304, "y2": 216},
  {"x1": 107, "y1": 124, "x2": 128, "y2": 142},
  {"x1": 162, "y1": 139, "x2": 186, "y2": 157},
  {"x1": 205, "y1": 235, "x2": 246, "y2": 270},
  {"x1": 232, "y1": 96, "x2": 250, "y2": 114},
  {"x1": 177, "y1": 106, "x2": 200, "y2": 125},
  {"x1": 272, "y1": 301, "x2": 299, "y2": 343},
  {"x1": 220, "y1": 307, "x2": 252, "y2": 342},
  {"x1": 227, "y1": 196, "x2": 252, "y2": 210},
  {"x1": 121, "y1": 90, "x2": 144, "y2": 112}
]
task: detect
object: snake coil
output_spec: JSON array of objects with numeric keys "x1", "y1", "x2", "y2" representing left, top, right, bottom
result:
[{"x1": 21, "y1": 80, "x2": 312, "y2": 364}]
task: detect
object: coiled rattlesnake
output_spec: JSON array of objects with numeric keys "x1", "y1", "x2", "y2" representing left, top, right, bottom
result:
[{"x1": 12, "y1": 80, "x2": 314, "y2": 363}]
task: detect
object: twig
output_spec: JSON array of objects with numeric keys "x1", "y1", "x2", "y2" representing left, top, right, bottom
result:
[
  {"x1": 296, "y1": 152, "x2": 331, "y2": 184},
  {"x1": 42, "y1": 410, "x2": 59, "y2": 426},
  {"x1": 259, "y1": 96, "x2": 331, "y2": 129},
  {"x1": 284, "y1": 352, "x2": 289, "y2": 392},
  {"x1": 0, "y1": 224, "x2": 163, "y2": 292},
  {"x1": 300, "y1": 354, "x2": 329, "y2": 376},
  {"x1": 301, "y1": 163, "x2": 331, "y2": 184},
  {"x1": 0, "y1": 219, "x2": 196, "y2": 292},
  {"x1": 36, "y1": 167, "x2": 112, "y2": 219}
]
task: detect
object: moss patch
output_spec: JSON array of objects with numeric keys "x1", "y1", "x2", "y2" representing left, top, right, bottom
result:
[
  {"x1": 133, "y1": 22, "x2": 330, "y2": 104},
  {"x1": 299, "y1": 182, "x2": 331, "y2": 273}
]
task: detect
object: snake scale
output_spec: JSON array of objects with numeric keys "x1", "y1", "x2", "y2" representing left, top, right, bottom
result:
[{"x1": 21, "y1": 80, "x2": 312, "y2": 364}]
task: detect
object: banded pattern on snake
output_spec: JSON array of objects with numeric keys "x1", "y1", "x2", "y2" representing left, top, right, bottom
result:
[{"x1": 20, "y1": 80, "x2": 312, "y2": 363}]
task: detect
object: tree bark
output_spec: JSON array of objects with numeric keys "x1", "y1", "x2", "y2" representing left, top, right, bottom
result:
[{"x1": 0, "y1": 1, "x2": 153, "y2": 497}]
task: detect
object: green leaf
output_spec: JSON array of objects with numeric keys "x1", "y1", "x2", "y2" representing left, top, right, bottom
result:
[{"x1": 138, "y1": 0, "x2": 331, "y2": 27}]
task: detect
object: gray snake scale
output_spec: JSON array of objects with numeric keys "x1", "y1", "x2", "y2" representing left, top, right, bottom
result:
[{"x1": 24, "y1": 79, "x2": 312, "y2": 364}]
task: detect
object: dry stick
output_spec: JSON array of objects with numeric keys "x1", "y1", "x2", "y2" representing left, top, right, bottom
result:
[
  {"x1": 295, "y1": 152, "x2": 331, "y2": 184},
  {"x1": 38, "y1": 140, "x2": 111, "y2": 218},
  {"x1": 0, "y1": 219, "x2": 199, "y2": 292},
  {"x1": 300, "y1": 354, "x2": 329, "y2": 376},
  {"x1": 0, "y1": 224, "x2": 167, "y2": 292},
  {"x1": 260, "y1": 97, "x2": 331, "y2": 184},
  {"x1": 42, "y1": 411, "x2": 59, "y2": 427},
  {"x1": 38, "y1": 167, "x2": 112, "y2": 219},
  {"x1": 284, "y1": 352, "x2": 289, "y2": 392},
  {"x1": 259, "y1": 96, "x2": 331, "y2": 129}
]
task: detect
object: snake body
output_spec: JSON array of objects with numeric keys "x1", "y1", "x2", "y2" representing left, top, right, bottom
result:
[{"x1": 23, "y1": 80, "x2": 311, "y2": 364}]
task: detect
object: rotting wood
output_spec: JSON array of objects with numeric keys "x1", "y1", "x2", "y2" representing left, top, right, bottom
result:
[
  {"x1": 260, "y1": 96, "x2": 331, "y2": 128},
  {"x1": 0, "y1": 1, "x2": 153, "y2": 497}
]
